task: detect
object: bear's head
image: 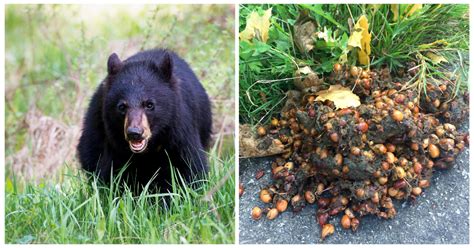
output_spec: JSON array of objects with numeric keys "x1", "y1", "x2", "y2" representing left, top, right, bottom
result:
[{"x1": 102, "y1": 52, "x2": 178, "y2": 153}]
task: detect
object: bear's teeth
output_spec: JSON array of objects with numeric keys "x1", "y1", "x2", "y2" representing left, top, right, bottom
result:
[{"x1": 130, "y1": 140, "x2": 145, "y2": 150}]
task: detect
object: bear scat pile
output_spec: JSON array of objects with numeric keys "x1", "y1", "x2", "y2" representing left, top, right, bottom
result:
[{"x1": 250, "y1": 64, "x2": 469, "y2": 240}]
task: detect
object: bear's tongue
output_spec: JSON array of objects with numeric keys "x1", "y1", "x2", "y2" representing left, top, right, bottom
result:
[{"x1": 130, "y1": 139, "x2": 146, "y2": 151}]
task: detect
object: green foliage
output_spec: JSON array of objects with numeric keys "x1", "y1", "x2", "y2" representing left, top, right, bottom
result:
[{"x1": 239, "y1": 4, "x2": 469, "y2": 125}]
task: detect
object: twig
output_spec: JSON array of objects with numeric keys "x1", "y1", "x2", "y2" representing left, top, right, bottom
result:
[
  {"x1": 245, "y1": 76, "x2": 304, "y2": 107},
  {"x1": 258, "y1": 93, "x2": 288, "y2": 125}
]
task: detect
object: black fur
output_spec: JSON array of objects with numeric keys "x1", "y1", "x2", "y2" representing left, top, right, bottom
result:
[{"x1": 77, "y1": 49, "x2": 212, "y2": 192}]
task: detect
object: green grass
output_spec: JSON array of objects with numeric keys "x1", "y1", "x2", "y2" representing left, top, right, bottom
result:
[
  {"x1": 239, "y1": 4, "x2": 469, "y2": 125},
  {"x1": 5, "y1": 4, "x2": 235, "y2": 244},
  {"x1": 6, "y1": 139, "x2": 234, "y2": 244}
]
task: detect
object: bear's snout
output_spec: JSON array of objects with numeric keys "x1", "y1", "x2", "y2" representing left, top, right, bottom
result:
[
  {"x1": 124, "y1": 110, "x2": 152, "y2": 153},
  {"x1": 127, "y1": 127, "x2": 144, "y2": 141}
]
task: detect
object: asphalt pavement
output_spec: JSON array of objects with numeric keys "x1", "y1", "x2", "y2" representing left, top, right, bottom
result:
[{"x1": 239, "y1": 143, "x2": 469, "y2": 244}]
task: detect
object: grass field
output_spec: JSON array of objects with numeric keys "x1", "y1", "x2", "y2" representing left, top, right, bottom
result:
[{"x1": 5, "y1": 5, "x2": 235, "y2": 244}]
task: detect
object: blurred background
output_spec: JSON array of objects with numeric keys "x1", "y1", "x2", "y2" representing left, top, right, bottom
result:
[{"x1": 5, "y1": 4, "x2": 235, "y2": 180}]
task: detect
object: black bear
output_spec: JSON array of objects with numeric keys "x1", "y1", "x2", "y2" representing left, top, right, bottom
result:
[{"x1": 77, "y1": 49, "x2": 212, "y2": 192}]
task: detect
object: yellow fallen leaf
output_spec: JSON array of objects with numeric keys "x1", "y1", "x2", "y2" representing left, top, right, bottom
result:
[
  {"x1": 418, "y1": 40, "x2": 448, "y2": 50},
  {"x1": 426, "y1": 52, "x2": 447, "y2": 64},
  {"x1": 348, "y1": 15, "x2": 371, "y2": 65},
  {"x1": 405, "y1": 4, "x2": 423, "y2": 17},
  {"x1": 391, "y1": 4, "x2": 399, "y2": 21},
  {"x1": 315, "y1": 85, "x2": 361, "y2": 109},
  {"x1": 391, "y1": 4, "x2": 422, "y2": 21},
  {"x1": 358, "y1": 49, "x2": 370, "y2": 66},
  {"x1": 239, "y1": 8, "x2": 272, "y2": 43},
  {"x1": 348, "y1": 21, "x2": 362, "y2": 49},
  {"x1": 348, "y1": 29, "x2": 363, "y2": 49}
]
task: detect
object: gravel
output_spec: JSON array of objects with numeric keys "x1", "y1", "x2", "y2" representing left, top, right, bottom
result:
[{"x1": 239, "y1": 141, "x2": 469, "y2": 244}]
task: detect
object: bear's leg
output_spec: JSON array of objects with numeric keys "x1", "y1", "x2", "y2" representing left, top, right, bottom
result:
[
  {"x1": 78, "y1": 129, "x2": 106, "y2": 174},
  {"x1": 177, "y1": 135, "x2": 209, "y2": 183}
]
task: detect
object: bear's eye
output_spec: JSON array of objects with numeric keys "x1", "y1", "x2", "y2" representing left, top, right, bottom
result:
[
  {"x1": 117, "y1": 102, "x2": 128, "y2": 113},
  {"x1": 145, "y1": 101, "x2": 154, "y2": 110}
]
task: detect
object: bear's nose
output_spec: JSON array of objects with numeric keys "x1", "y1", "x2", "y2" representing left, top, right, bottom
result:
[{"x1": 127, "y1": 127, "x2": 144, "y2": 140}]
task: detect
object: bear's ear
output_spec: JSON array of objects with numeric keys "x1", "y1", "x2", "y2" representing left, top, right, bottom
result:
[
  {"x1": 155, "y1": 51, "x2": 174, "y2": 82},
  {"x1": 107, "y1": 53, "x2": 123, "y2": 75}
]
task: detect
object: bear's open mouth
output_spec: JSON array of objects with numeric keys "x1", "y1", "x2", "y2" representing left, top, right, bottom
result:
[{"x1": 129, "y1": 139, "x2": 148, "y2": 153}]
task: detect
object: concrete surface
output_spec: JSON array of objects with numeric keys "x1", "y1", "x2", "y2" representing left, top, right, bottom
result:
[{"x1": 239, "y1": 146, "x2": 469, "y2": 244}]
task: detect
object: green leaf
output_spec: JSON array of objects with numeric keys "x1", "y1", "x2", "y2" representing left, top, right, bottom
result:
[
  {"x1": 16, "y1": 235, "x2": 35, "y2": 244},
  {"x1": 248, "y1": 61, "x2": 262, "y2": 73},
  {"x1": 426, "y1": 52, "x2": 447, "y2": 64},
  {"x1": 239, "y1": 41, "x2": 254, "y2": 60},
  {"x1": 97, "y1": 217, "x2": 106, "y2": 241},
  {"x1": 274, "y1": 40, "x2": 290, "y2": 52},
  {"x1": 253, "y1": 41, "x2": 271, "y2": 55},
  {"x1": 321, "y1": 60, "x2": 334, "y2": 72},
  {"x1": 299, "y1": 4, "x2": 348, "y2": 33},
  {"x1": 6, "y1": 177, "x2": 14, "y2": 193},
  {"x1": 340, "y1": 33, "x2": 349, "y2": 47}
]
